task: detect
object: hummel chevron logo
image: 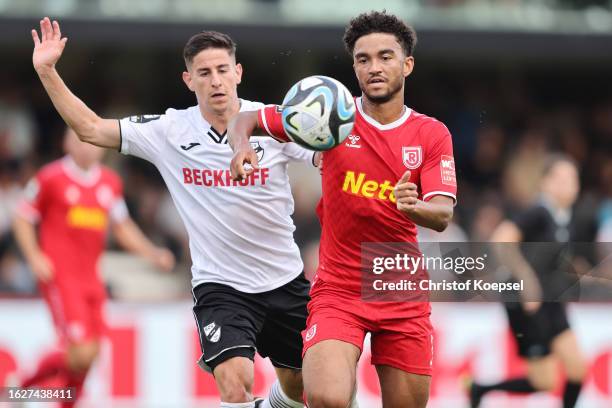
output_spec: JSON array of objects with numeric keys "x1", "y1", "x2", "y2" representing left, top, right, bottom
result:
[{"x1": 180, "y1": 142, "x2": 201, "y2": 151}]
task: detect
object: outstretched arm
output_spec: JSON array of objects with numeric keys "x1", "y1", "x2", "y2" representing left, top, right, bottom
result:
[
  {"x1": 112, "y1": 218, "x2": 175, "y2": 272},
  {"x1": 32, "y1": 17, "x2": 120, "y2": 149}
]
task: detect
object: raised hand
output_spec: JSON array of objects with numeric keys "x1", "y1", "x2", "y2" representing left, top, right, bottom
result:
[{"x1": 32, "y1": 17, "x2": 67, "y2": 72}]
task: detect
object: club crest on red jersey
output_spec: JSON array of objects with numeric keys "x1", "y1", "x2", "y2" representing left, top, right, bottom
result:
[{"x1": 402, "y1": 146, "x2": 422, "y2": 169}]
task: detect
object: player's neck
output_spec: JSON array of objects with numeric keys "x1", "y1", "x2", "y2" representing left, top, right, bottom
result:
[
  {"x1": 361, "y1": 94, "x2": 406, "y2": 125},
  {"x1": 199, "y1": 98, "x2": 241, "y2": 134},
  {"x1": 68, "y1": 155, "x2": 97, "y2": 172}
]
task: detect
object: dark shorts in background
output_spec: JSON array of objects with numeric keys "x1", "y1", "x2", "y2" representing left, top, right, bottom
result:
[
  {"x1": 505, "y1": 302, "x2": 570, "y2": 358},
  {"x1": 192, "y1": 273, "x2": 310, "y2": 373}
]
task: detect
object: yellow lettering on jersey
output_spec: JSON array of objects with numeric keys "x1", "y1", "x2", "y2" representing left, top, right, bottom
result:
[
  {"x1": 342, "y1": 171, "x2": 396, "y2": 203},
  {"x1": 67, "y1": 206, "x2": 107, "y2": 230},
  {"x1": 342, "y1": 171, "x2": 365, "y2": 194}
]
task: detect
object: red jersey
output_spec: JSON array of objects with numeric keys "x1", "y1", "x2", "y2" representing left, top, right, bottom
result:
[
  {"x1": 17, "y1": 156, "x2": 127, "y2": 287},
  {"x1": 258, "y1": 97, "x2": 457, "y2": 294}
]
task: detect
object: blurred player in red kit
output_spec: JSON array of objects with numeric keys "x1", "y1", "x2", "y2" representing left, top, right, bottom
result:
[
  {"x1": 12, "y1": 128, "x2": 175, "y2": 407},
  {"x1": 229, "y1": 11, "x2": 457, "y2": 408}
]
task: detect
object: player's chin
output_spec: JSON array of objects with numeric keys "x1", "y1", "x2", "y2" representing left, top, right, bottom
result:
[
  {"x1": 208, "y1": 97, "x2": 229, "y2": 110},
  {"x1": 364, "y1": 90, "x2": 393, "y2": 104}
]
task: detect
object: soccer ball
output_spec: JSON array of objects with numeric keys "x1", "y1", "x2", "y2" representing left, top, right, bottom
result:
[{"x1": 281, "y1": 75, "x2": 356, "y2": 151}]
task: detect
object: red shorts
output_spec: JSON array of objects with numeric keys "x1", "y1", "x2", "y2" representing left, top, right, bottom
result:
[
  {"x1": 40, "y1": 280, "x2": 107, "y2": 345},
  {"x1": 302, "y1": 277, "x2": 433, "y2": 376}
]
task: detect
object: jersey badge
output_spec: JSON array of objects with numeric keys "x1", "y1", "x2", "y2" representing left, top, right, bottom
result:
[
  {"x1": 203, "y1": 321, "x2": 221, "y2": 343},
  {"x1": 402, "y1": 146, "x2": 422, "y2": 169},
  {"x1": 250, "y1": 141, "x2": 265, "y2": 162},
  {"x1": 96, "y1": 184, "x2": 113, "y2": 208}
]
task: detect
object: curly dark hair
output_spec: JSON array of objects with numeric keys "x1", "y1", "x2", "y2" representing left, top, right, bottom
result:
[
  {"x1": 343, "y1": 11, "x2": 417, "y2": 57},
  {"x1": 183, "y1": 31, "x2": 236, "y2": 66}
]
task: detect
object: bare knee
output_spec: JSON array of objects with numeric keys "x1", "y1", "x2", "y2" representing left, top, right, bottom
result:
[
  {"x1": 528, "y1": 372, "x2": 556, "y2": 392},
  {"x1": 306, "y1": 389, "x2": 351, "y2": 408},
  {"x1": 67, "y1": 342, "x2": 98, "y2": 373},
  {"x1": 303, "y1": 340, "x2": 360, "y2": 408},
  {"x1": 213, "y1": 357, "x2": 254, "y2": 403}
]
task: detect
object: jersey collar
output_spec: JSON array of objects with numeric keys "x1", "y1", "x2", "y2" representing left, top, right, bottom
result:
[
  {"x1": 356, "y1": 97, "x2": 411, "y2": 131},
  {"x1": 539, "y1": 195, "x2": 572, "y2": 227},
  {"x1": 191, "y1": 98, "x2": 248, "y2": 134},
  {"x1": 61, "y1": 155, "x2": 101, "y2": 187}
]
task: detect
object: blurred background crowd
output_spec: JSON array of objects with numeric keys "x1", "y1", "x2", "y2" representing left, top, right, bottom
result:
[{"x1": 1, "y1": 0, "x2": 611, "y2": 299}]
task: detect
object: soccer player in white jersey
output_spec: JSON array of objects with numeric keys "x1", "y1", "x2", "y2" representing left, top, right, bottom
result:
[{"x1": 31, "y1": 17, "x2": 316, "y2": 408}]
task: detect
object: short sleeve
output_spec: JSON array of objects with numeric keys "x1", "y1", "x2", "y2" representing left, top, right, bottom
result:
[
  {"x1": 109, "y1": 198, "x2": 129, "y2": 223},
  {"x1": 15, "y1": 174, "x2": 45, "y2": 223},
  {"x1": 257, "y1": 105, "x2": 291, "y2": 143},
  {"x1": 282, "y1": 143, "x2": 317, "y2": 166},
  {"x1": 420, "y1": 122, "x2": 457, "y2": 204},
  {"x1": 118, "y1": 114, "x2": 166, "y2": 162}
]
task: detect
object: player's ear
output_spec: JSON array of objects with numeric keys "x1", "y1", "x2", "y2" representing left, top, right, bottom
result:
[
  {"x1": 235, "y1": 62, "x2": 243, "y2": 85},
  {"x1": 182, "y1": 71, "x2": 195, "y2": 92},
  {"x1": 403, "y1": 55, "x2": 414, "y2": 78}
]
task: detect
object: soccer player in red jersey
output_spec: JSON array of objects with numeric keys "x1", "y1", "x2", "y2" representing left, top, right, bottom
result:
[
  {"x1": 13, "y1": 128, "x2": 174, "y2": 407},
  {"x1": 229, "y1": 11, "x2": 456, "y2": 408}
]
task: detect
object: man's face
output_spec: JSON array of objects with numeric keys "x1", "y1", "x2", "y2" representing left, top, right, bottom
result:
[
  {"x1": 64, "y1": 129, "x2": 104, "y2": 168},
  {"x1": 182, "y1": 48, "x2": 242, "y2": 114},
  {"x1": 352, "y1": 33, "x2": 413, "y2": 104},
  {"x1": 542, "y1": 161, "x2": 580, "y2": 208}
]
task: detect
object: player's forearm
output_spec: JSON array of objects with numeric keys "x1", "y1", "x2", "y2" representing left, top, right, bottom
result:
[
  {"x1": 36, "y1": 67, "x2": 119, "y2": 149},
  {"x1": 403, "y1": 200, "x2": 453, "y2": 232},
  {"x1": 36, "y1": 67, "x2": 99, "y2": 137},
  {"x1": 12, "y1": 216, "x2": 43, "y2": 265},
  {"x1": 112, "y1": 219, "x2": 159, "y2": 261},
  {"x1": 490, "y1": 222, "x2": 542, "y2": 300},
  {"x1": 495, "y1": 244, "x2": 542, "y2": 300},
  {"x1": 227, "y1": 111, "x2": 258, "y2": 152}
]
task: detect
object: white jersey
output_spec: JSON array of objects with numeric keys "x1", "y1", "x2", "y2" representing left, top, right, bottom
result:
[{"x1": 119, "y1": 100, "x2": 315, "y2": 293}]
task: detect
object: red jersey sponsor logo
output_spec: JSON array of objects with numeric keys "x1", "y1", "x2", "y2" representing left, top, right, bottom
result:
[
  {"x1": 440, "y1": 155, "x2": 456, "y2": 186},
  {"x1": 342, "y1": 171, "x2": 397, "y2": 203},
  {"x1": 66, "y1": 206, "x2": 108, "y2": 230},
  {"x1": 402, "y1": 146, "x2": 422, "y2": 169},
  {"x1": 182, "y1": 168, "x2": 269, "y2": 187}
]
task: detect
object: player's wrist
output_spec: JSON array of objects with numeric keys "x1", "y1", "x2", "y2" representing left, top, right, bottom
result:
[
  {"x1": 233, "y1": 138, "x2": 252, "y2": 152},
  {"x1": 35, "y1": 64, "x2": 57, "y2": 78}
]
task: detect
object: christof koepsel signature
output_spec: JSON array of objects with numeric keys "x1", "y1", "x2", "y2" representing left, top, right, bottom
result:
[{"x1": 372, "y1": 279, "x2": 524, "y2": 292}]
